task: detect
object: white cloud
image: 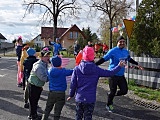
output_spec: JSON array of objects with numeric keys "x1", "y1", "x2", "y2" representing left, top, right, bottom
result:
[
  {"x1": 0, "y1": 0, "x2": 42, "y2": 42},
  {"x1": 0, "y1": 0, "x2": 102, "y2": 43},
  {"x1": 0, "y1": 0, "x2": 139, "y2": 43}
]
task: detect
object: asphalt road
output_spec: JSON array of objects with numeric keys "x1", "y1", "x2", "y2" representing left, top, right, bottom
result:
[{"x1": 0, "y1": 57, "x2": 160, "y2": 120}]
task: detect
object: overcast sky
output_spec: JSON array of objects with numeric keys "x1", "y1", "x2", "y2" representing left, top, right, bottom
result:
[{"x1": 0, "y1": 0, "x2": 139, "y2": 43}]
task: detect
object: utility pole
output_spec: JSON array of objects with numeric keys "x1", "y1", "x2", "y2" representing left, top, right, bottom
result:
[{"x1": 136, "y1": 0, "x2": 139, "y2": 14}]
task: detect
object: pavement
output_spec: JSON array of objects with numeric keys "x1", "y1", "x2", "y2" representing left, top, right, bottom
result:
[{"x1": 0, "y1": 57, "x2": 160, "y2": 120}]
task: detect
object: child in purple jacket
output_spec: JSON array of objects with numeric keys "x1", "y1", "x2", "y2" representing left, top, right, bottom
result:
[{"x1": 67, "y1": 46, "x2": 125, "y2": 120}]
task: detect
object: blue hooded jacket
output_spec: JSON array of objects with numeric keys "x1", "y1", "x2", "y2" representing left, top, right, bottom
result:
[
  {"x1": 50, "y1": 41, "x2": 62, "y2": 56},
  {"x1": 48, "y1": 67, "x2": 73, "y2": 91},
  {"x1": 103, "y1": 46, "x2": 130, "y2": 76},
  {"x1": 69, "y1": 61, "x2": 121, "y2": 103}
]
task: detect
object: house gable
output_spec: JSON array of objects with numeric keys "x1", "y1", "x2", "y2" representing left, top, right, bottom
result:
[
  {"x1": 60, "y1": 24, "x2": 86, "y2": 39},
  {"x1": 0, "y1": 33, "x2": 7, "y2": 40}
]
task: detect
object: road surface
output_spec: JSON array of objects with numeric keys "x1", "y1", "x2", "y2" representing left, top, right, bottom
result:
[{"x1": 0, "y1": 57, "x2": 160, "y2": 120}]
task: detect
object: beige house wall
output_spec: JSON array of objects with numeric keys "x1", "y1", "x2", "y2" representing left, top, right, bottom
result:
[
  {"x1": 61, "y1": 35, "x2": 74, "y2": 49},
  {"x1": 61, "y1": 31, "x2": 84, "y2": 49}
]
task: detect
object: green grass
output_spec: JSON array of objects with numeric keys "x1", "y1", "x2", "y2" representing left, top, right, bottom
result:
[
  {"x1": 60, "y1": 51, "x2": 74, "y2": 58},
  {"x1": 128, "y1": 80, "x2": 160, "y2": 102}
]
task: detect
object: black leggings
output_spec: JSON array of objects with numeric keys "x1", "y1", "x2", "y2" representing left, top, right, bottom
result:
[
  {"x1": 107, "y1": 75, "x2": 128, "y2": 106},
  {"x1": 28, "y1": 83, "x2": 42, "y2": 117}
]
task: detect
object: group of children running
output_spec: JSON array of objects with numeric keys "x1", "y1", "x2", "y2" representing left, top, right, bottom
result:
[{"x1": 15, "y1": 36, "x2": 125, "y2": 120}]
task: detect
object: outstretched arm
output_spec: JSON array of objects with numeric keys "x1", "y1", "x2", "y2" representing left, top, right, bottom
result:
[
  {"x1": 128, "y1": 57, "x2": 144, "y2": 70},
  {"x1": 95, "y1": 49, "x2": 112, "y2": 65},
  {"x1": 97, "y1": 60, "x2": 125, "y2": 77},
  {"x1": 128, "y1": 57, "x2": 138, "y2": 65},
  {"x1": 49, "y1": 41, "x2": 55, "y2": 45},
  {"x1": 95, "y1": 58, "x2": 105, "y2": 65}
]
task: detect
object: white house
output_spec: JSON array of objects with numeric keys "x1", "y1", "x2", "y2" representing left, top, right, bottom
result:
[{"x1": 31, "y1": 34, "x2": 44, "y2": 48}]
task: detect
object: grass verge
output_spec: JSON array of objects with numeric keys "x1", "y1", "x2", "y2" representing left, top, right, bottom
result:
[{"x1": 128, "y1": 80, "x2": 160, "y2": 103}]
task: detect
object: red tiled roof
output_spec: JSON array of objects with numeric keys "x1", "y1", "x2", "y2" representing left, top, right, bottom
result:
[
  {"x1": 41, "y1": 24, "x2": 86, "y2": 39},
  {"x1": 41, "y1": 27, "x2": 68, "y2": 39}
]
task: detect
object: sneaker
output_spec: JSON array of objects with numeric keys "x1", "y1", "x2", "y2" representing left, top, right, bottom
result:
[
  {"x1": 24, "y1": 103, "x2": 29, "y2": 109},
  {"x1": 28, "y1": 115, "x2": 31, "y2": 119},
  {"x1": 106, "y1": 105, "x2": 114, "y2": 112},
  {"x1": 31, "y1": 117, "x2": 41, "y2": 120},
  {"x1": 28, "y1": 114, "x2": 42, "y2": 120},
  {"x1": 17, "y1": 83, "x2": 22, "y2": 87}
]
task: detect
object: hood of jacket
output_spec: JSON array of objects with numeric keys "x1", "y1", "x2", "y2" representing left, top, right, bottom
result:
[
  {"x1": 48, "y1": 67, "x2": 64, "y2": 77},
  {"x1": 78, "y1": 61, "x2": 96, "y2": 75}
]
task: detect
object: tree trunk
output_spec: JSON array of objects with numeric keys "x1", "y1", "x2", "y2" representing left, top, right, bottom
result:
[
  {"x1": 53, "y1": 16, "x2": 57, "y2": 42},
  {"x1": 109, "y1": 21, "x2": 113, "y2": 49}
]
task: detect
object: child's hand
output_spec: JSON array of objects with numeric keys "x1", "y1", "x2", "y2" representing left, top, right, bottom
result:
[
  {"x1": 67, "y1": 97, "x2": 72, "y2": 101},
  {"x1": 118, "y1": 60, "x2": 126, "y2": 67}
]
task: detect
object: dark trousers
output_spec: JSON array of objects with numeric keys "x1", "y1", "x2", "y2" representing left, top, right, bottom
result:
[
  {"x1": 24, "y1": 81, "x2": 29, "y2": 103},
  {"x1": 42, "y1": 91, "x2": 65, "y2": 120},
  {"x1": 107, "y1": 75, "x2": 128, "y2": 106},
  {"x1": 22, "y1": 73, "x2": 26, "y2": 90},
  {"x1": 28, "y1": 83, "x2": 42, "y2": 118},
  {"x1": 76, "y1": 102, "x2": 95, "y2": 120}
]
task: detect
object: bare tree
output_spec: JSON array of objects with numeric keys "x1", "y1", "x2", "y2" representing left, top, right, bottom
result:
[
  {"x1": 86, "y1": 0, "x2": 133, "y2": 49},
  {"x1": 23, "y1": 0, "x2": 81, "y2": 41}
]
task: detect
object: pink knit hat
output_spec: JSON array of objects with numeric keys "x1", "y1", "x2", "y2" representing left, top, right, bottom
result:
[
  {"x1": 82, "y1": 46, "x2": 94, "y2": 61},
  {"x1": 18, "y1": 36, "x2": 22, "y2": 40}
]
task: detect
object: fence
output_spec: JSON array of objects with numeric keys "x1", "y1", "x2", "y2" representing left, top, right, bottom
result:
[
  {"x1": 0, "y1": 42, "x2": 14, "y2": 49},
  {"x1": 125, "y1": 52, "x2": 160, "y2": 89}
]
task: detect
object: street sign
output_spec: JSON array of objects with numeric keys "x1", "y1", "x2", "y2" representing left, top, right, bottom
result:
[{"x1": 123, "y1": 19, "x2": 135, "y2": 39}]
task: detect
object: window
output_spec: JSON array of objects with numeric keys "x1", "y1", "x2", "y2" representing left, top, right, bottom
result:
[
  {"x1": 70, "y1": 32, "x2": 73, "y2": 39},
  {"x1": 75, "y1": 32, "x2": 78, "y2": 39}
]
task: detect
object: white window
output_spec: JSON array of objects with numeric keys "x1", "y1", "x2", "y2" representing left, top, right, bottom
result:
[
  {"x1": 75, "y1": 32, "x2": 78, "y2": 39},
  {"x1": 70, "y1": 32, "x2": 73, "y2": 39}
]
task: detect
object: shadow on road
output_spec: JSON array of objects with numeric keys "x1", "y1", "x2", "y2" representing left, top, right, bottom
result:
[{"x1": 0, "y1": 90, "x2": 28, "y2": 117}]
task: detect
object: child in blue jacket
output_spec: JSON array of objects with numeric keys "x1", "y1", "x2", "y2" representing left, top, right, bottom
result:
[
  {"x1": 42, "y1": 55, "x2": 73, "y2": 120},
  {"x1": 49, "y1": 38, "x2": 62, "y2": 56}
]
